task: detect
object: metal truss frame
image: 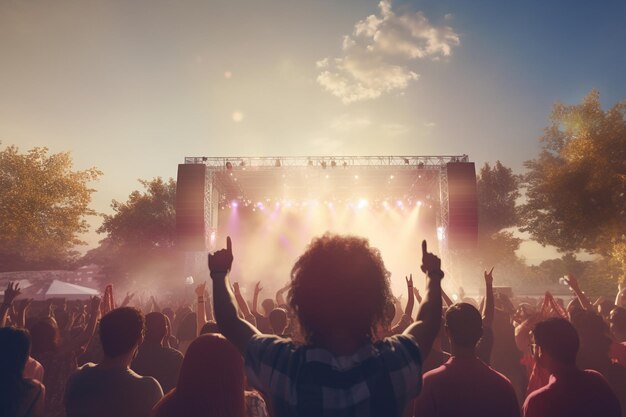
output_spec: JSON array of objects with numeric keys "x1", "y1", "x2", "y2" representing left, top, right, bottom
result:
[{"x1": 185, "y1": 155, "x2": 464, "y2": 260}]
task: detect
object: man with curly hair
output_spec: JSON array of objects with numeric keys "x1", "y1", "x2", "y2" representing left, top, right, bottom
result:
[{"x1": 210, "y1": 234, "x2": 444, "y2": 417}]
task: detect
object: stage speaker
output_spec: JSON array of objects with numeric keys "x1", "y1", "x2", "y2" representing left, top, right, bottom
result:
[
  {"x1": 446, "y1": 162, "x2": 478, "y2": 251},
  {"x1": 176, "y1": 164, "x2": 207, "y2": 251}
]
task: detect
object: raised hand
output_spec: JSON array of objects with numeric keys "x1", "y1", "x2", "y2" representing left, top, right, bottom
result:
[
  {"x1": 406, "y1": 274, "x2": 414, "y2": 288},
  {"x1": 413, "y1": 287, "x2": 422, "y2": 303},
  {"x1": 195, "y1": 281, "x2": 207, "y2": 297},
  {"x1": 3, "y1": 282, "x2": 22, "y2": 304},
  {"x1": 233, "y1": 282, "x2": 241, "y2": 293},
  {"x1": 254, "y1": 281, "x2": 263, "y2": 295},
  {"x1": 208, "y1": 236, "x2": 234, "y2": 275},
  {"x1": 484, "y1": 267, "x2": 494, "y2": 286},
  {"x1": 420, "y1": 240, "x2": 443, "y2": 278},
  {"x1": 563, "y1": 275, "x2": 579, "y2": 290}
]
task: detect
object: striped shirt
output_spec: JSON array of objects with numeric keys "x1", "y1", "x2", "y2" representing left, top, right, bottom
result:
[{"x1": 245, "y1": 334, "x2": 422, "y2": 417}]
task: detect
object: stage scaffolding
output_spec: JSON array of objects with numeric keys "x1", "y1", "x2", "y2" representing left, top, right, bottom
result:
[{"x1": 183, "y1": 155, "x2": 470, "y2": 265}]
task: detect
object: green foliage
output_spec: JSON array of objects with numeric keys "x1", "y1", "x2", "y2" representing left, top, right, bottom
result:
[
  {"x1": 0, "y1": 145, "x2": 101, "y2": 271},
  {"x1": 475, "y1": 161, "x2": 522, "y2": 272},
  {"x1": 520, "y1": 90, "x2": 626, "y2": 285},
  {"x1": 477, "y1": 161, "x2": 521, "y2": 235},
  {"x1": 86, "y1": 177, "x2": 182, "y2": 287}
]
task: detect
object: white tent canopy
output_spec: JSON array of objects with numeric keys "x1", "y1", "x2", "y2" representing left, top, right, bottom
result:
[{"x1": 41, "y1": 280, "x2": 99, "y2": 300}]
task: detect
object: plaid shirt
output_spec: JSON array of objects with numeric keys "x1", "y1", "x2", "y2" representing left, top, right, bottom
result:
[{"x1": 245, "y1": 334, "x2": 422, "y2": 417}]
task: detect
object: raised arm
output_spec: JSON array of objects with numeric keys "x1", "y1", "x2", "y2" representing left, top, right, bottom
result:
[
  {"x1": 564, "y1": 275, "x2": 593, "y2": 311},
  {"x1": 16, "y1": 298, "x2": 33, "y2": 329},
  {"x1": 1, "y1": 282, "x2": 21, "y2": 327},
  {"x1": 233, "y1": 283, "x2": 257, "y2": 326},
  {"x1": 404, "y1": 274, "x2": 415, "y2": 318},
  {"x1": 275, "y1": 283, "x2": 290, "y2": 307},
  {"x1": 65, "y1": 296, "x2": 101, "y2": 353},
  {"x1": 210, "y1": 237, "x2": 260, "y2": 354},
  {"x1": 252, "y1": 282, "x2": 262, "y2": 316},
  {"x1": 482, "y1": 267, "x2": 494, "y2": 329},
  {"x1": 404, "y1": 240, "x2": 443, "y2": 359},
  {"x1": 615, "y1": 284, "x2": 626, "y2": 309},
  {"x1": 195, "y1": 281, "x2": 208, "y2": 337},
  {"x1": 441, "y1": 288, "x2": 453, "y2": 308}
]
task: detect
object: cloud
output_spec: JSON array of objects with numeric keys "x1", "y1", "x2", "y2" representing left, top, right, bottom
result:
[
  {"x1": 317, "y1": 0, "x2": 459, "y2": 104},
  {"x1": 423, "y1": 121, "x2": 436, "y2": 128}
]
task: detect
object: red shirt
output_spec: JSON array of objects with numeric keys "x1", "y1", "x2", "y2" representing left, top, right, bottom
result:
[
  {"x1": 414, "y1": 356, "x2": 520, "y2": 417},
  {"x1": 523, "y1": 369, "x2": 621, "y2": 417}
]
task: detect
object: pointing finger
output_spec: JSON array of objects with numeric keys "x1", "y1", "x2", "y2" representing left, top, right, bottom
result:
[
  {"x1": 489, "y1": 266, "x2": 494, "y2": 275},
  {"x1": 422, "y1": 240, "x2": 428, "y2": 255},
  {"x1": 226, "y1": 236, "x2": 232, "y2": 253}
]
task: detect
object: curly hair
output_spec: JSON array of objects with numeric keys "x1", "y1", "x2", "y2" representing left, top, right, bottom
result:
[{"x1": 288, "y1": 234, "x2": 393, "y2": 345}]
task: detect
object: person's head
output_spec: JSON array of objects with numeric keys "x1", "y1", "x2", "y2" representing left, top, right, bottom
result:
[
  {"x1": 269, "y1": 308, "x2": 289, "y2": 335},
  {"x1": 29, "y1": 317, "x2": 60, "y2": 357},
  {"x1": 444, "y1": 303, "x2": 483, "y2": 350},
  {"x1": 570, "y1": 310, "x2": 611, "y2": 358},
  {"x1": 100, "y1": 307, "x2": 144, "y2": 360},
  {"x1": 177, "y1": 312, "x2": 197, "y2": 342},
  {"x1": 0, "y1": 327, "x2": 30, "y2": 382},
  {"x1": 261, "y1": 298, "x2": 276, "y2": 317},
  {"x1": 532, "y1": 318, "x2": 579, "y2": 371},
  {"x1": 0, "y1": 327, "x2": 32, "y2": 416},
  {"x1": 199, "y1": 321, "x2": 220, "y2": 335},
  {"x1": 145, "y1": 312, "x2": 167, "y2": 344},
  {"x1": 610, "y1": 307, "x2": 626, "y2": 340},
  {"x1": 162, "y1": 334, "x2": 245, "y2": 417},
  {"x1": 288, "y1": 234, "x2": 393, "y2": 345}
]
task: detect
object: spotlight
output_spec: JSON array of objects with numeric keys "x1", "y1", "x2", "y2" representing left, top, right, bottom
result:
[
  {"x1": 417, "y1": 162, "x2": 424, "y2": 169},
  {"x1": 396, "y1": 200, "x2": 403, "y2": 207},
  {"x1": 437, "y1": 226, "x2": 445, "y2": 241},
  {"x1": 404, "y1": 158, "x2": 410, "y2": 165},
  {"x1": 321, "y1": 161, "x2": 327, "y2": 169},
  {"x1": 389, "y1": 175, "x2": 394, "y2": 180},
  {"x1": 331, "y1": 160, "x2": 337, "y2": 168},
  {"x1": 354, "y1": 175, "x2": 359, "y2": 180},
  {"x1": 225, "y1": 161, "x2": 233, "y2": 170},
  {"x1": 358, "y1": 198, "x2": 368, "y2": 209},
  {"x1": 342, "y1": 162, "x2": 347, "y2": 168},
  {"x1": 231, "y1": 200, "x2": 238, "y2": 208},
  {"x1": 202, "y1": 157, "x2": 208, "y2": 162},
  {"x1": 417, "y1": 201, "x2": 423, "y2": 207}
]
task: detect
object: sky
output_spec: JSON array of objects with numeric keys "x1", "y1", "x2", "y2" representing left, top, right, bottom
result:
[{"x1": 1, "y1": 0, "x2": 625, "y2": 264}]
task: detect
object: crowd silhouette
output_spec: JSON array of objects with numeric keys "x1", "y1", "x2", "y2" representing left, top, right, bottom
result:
[{"x1": 1, "y1": 234, "x2": 625, "y2": 417}]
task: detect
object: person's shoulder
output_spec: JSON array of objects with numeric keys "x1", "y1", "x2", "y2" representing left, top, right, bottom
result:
[
  {"x1": 69, "y1": 362, "x2": 98, "y2": 380},
  {"x1": 163, "y1": 346, "x2": 184, "y2": 360},
  {"x1": 524, "y1": 380, "x2": 553, "y2": 409},
  {"x1": 22, "y1": 378, "x2": 45, "y2": 394}
]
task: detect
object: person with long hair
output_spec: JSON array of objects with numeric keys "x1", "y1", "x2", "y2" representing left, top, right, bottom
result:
[
  {"x1": 0, "y1": 327, "x2": 45, "y2": 417},
  {"x1": 151, "y1": 334, "x2": 268, "y2": 417}
]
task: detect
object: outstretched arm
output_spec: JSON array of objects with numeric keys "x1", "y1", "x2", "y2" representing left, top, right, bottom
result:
[
  {"x1": 276, "y1": 283, "x2": 290, "y2": 307},
  {"x1": 210, "y1": 237, "x2": 260, "y2": 354},
  {"x1": 482, "y1": 267, "x2": 494, "y2": 329},
  {"x1": 564, "y1": 275, "x2": 593, "y2": 311},
  {"x1": 196, "y1": 282, "x2": 208, "y2": 337},
  {"x1": 615, "y1": 284, "x2": 626, "y2": 309},
  {"x1": 233, "y1": 283, "x2": 257, "y2": 326},
  {"x1": 441, "y1": 288, "x2": 453, "y2": 308},
  {"x1": 404, "y1": 274, "x2": 415, "y2": 318},
  {"x1": 252, "y1": 282, "x2": 262, "y2": 316},
  {"x1": 404, "y1": 241, "x2": 443, "y2": 359}
]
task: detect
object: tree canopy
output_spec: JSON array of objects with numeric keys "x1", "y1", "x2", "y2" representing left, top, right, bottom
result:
[
  {"x1": 520, "y1": 90, "x2": 626, "y2": 280},
  {"x1": 86, "y1": 177, "x2": 181, "y2": 287},
  {"x1": 475, "y1": 161, "x2": 522, "y2": 269},
  {"x1": 0, "y1": 145, "x2": 101, "y2": 271}
]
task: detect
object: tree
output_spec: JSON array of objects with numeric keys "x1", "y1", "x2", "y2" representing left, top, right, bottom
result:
[
  {"x1": 520, "y1": 90, "x2": 626, "y2": 282},
  {"x1": 475, "y1": 161, "x2": 522, "y2": 268},
  {"x1": 86, "y1": 177, "x2": 182, "y2": 287},
  {"x1": 0, "y1": 145, "x2": 101, "y2": 271}
]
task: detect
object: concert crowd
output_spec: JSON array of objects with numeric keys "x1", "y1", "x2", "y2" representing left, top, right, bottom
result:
[{"x1": 1, "y1": 234, "x2": 626, "y2": 417}]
